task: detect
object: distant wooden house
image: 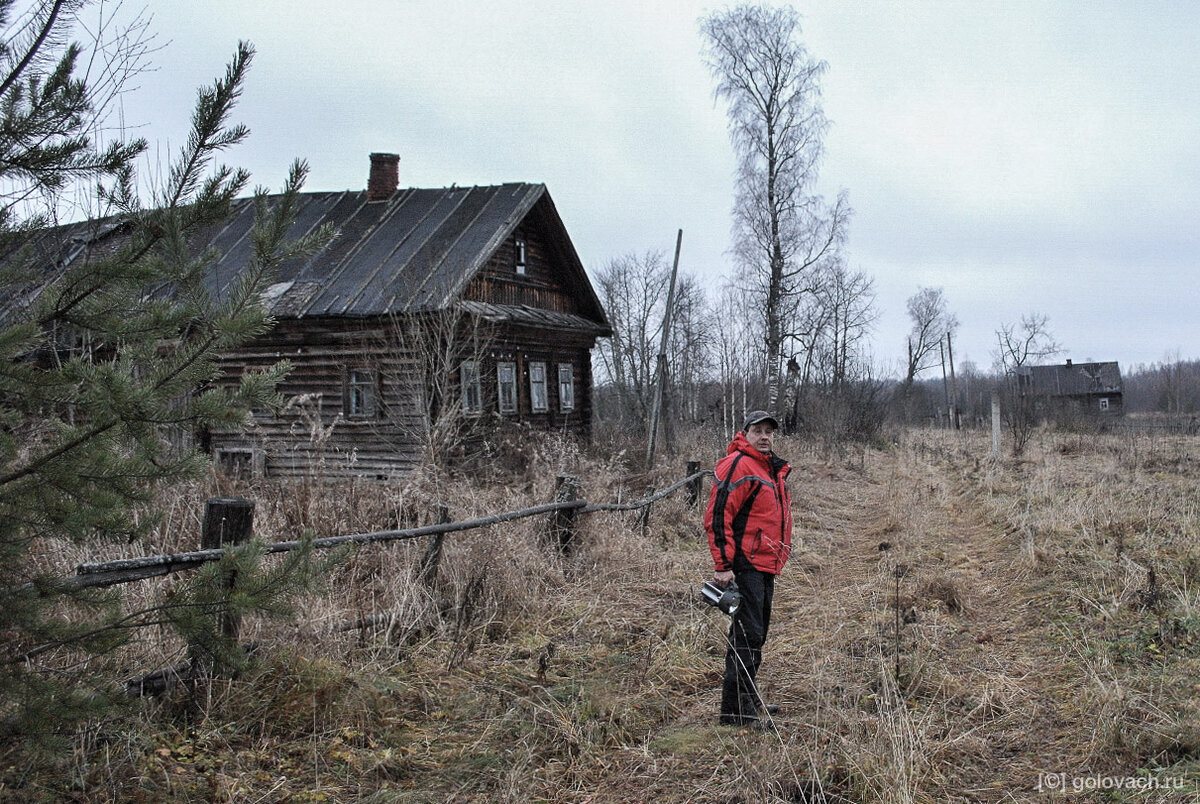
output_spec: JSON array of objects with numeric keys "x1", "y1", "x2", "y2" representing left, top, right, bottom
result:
[
  {"x1": 5, "y1": 153, "x2": 611, "y2": 479},
  {"x1": 1017, "y1": 359, "x2": 1124, "y2": 418}
]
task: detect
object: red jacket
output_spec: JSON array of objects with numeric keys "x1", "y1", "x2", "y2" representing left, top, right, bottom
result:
[{"x1": 704, "y1": 433, "x2": 793, "y2": 576}]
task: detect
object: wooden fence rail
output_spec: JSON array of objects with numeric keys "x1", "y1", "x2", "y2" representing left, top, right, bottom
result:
[{"x1": 60, "y1": 465, "x2": 714, "y2": 592}]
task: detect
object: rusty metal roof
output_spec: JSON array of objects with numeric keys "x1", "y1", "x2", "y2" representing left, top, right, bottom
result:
[{"x1": 1, "y1": 182, "x2": 609, "y2": 330}]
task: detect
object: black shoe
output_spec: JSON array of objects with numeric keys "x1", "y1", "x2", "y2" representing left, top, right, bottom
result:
[
  {"x1": 719, "y1": 712, "x2": 758, "y2": 727},
  {"x1": 718, "y1": 713, "x2": 775, "y2": 731}
]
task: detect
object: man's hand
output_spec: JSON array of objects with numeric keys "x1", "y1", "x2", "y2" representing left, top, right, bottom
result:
[{"x1": 713, "y1": 569, "x2": 735, "y2": 587}]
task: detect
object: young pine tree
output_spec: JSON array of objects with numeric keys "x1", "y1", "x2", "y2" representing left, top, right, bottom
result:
[{"x1": 0, "y1": 2, "x2": 334, "y2": 741}]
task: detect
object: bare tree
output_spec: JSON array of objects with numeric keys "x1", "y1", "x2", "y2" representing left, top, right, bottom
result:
[
  {"x1": 666, "y1": 273, "x2": 712, "y2": 424},
  {"x1": 701, "y1": 4, "x2": 849, "y2": 409},
  {"x1": 992, "y1": 312, "x2": 1062, "y2": 374},
  {"x1": 593, "y1": 251, "x2": 710, "y2": 433},
  {"x1": 992, "y1": 313, "x2": 1062, "y2": 455},
  {"x1": 713, "y1": 281, "x2": 763, "y2": 436},
  {"x1": 904, "y1": 286, "x2": 958, "y2": 388},
  {"x1": 593, "y1": 251, "x2": 668, "y2": 429}
]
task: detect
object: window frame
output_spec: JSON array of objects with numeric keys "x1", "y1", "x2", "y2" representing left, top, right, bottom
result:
[
  {"x1": 529, "y1": 361, "x2": 548, "y2": 413},
  {"x1": 558, "y1": 362, "x2": 575, "y2": 413},
  {"x1": 460, "y1": 360, "x2": 483, "y2": 415},
  {"x1": 514, "y1": 236, "x2": 527, "y2": 275},
  {"x1": 346, "y1": 367, "x2": 377, "y2": 418},
  {"x1": 497, "y1": 361, "x2": 517, "y2": 415}
]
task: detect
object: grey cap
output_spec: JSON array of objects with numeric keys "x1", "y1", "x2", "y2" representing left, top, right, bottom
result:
[{"x1": 742, "y1": 410, "x2": 779, "y2": 432}]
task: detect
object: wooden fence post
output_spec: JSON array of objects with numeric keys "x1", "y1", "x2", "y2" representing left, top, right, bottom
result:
[
  {"x1": 193, "y1": 497, "x2": 253, "y2": 675},
  {"x1": 991, "y1": 390, "x2": 1002, "y2": 460},
  {"x1": 639, "y1": 485, "x2": 655, "y2": 539},
  {"x1": 418, "y1": 505, "x2": 450, "y2": 589},
  {"x1": 686, "y1": 461, "x2": 701, "y2": 507},
  {"x1": 553, "y1": 475, "x2": 581, "y2": 554}
]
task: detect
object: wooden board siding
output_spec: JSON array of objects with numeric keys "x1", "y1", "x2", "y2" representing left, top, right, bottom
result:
[
  {"x1": 472, "y1": 323, "x2": 596, "y2": 435},
  {"x1": 211, "y1": 318, "x2": 427, "y2": 480},
  {"x1": 462, "y1": 225, "x2": 579, "y2": 314},
  {"x1": 210, "y1": 314, "x2": 600, "y2": 479}
]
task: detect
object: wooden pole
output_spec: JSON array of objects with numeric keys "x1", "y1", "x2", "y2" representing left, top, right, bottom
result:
[
  {"x1": 553, "y1": 475, "x2": 581, "y2": 554},
  {"x1": 939, "y1": 339, "x2": 950, "y2": 429},
  {"x1": 193, "y1": 497, "x2": 253, "y2": 675},
  {"x1": 686, "y1": 460, "x2": 701, "y2": 507},
  {"x1": 639, "y1": 485, "x2": 655, "y2": 540},
  {"x1": 947, "y1": 331, "x2": 960, "y2": 430},
  {"x1": 418, "y1": 505, "x2": 450, "y2": 589},
  {"x1": 991, "y1": 390, "x2": 1002, "y2": 459},
  {"x1": 645, "y1": 229, "x2": 682, "y2": 470}
]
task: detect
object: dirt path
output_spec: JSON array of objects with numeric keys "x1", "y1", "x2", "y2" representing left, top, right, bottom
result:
[{"x1": 745, "y1": 449, "x2": 1092, "y2": 802}]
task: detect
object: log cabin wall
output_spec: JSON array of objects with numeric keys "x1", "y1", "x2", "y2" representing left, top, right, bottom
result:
[
  {"x1": 211, "y1": 314, "x2": 599, "y2": 479},
  {"x1": 211, "y1": 317, "x2": 427, "y2": 480}
]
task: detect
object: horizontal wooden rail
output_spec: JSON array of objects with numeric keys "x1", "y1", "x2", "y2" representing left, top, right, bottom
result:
[
  {"x1": 580, "y1": 470, "x2": 711, "y2": 512},
  {"x1": 45, "y1": 465, "x2": 714, "y2": 593}
]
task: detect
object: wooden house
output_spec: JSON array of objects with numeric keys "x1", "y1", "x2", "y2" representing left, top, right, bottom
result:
[
  {"x1": 5, "y1": 153, "x2": 611, "y2": 479},
  {"x1": 1017, "y1": 359, "x2": 1124, "y2": 419}
]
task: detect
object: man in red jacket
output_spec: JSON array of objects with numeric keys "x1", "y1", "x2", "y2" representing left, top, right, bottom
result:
[{"x1": 704, "y1": 410, "x2": 793, "y2": 727}]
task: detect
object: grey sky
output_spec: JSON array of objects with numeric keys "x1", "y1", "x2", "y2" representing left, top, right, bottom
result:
[{"x1": 113, "y1": 0, "x2": 1200, "y2": 374}]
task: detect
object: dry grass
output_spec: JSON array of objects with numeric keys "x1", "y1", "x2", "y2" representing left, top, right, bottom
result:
[{"x1": 4, "y1": 426, "x2": 1200, "y2": 802}]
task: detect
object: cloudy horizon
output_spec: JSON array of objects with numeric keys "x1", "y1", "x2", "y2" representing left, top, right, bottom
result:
[{"x1": 106, "y1": 0, "x2": 1200, "y2": 376}]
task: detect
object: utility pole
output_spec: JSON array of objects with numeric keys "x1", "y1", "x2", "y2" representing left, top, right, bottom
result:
[
  {"x1": 645, "y1": 229, "x2": 682, "y2": 470},
  {"x1": 947, "y1": 330, "x2": 960, "y2": 429}
]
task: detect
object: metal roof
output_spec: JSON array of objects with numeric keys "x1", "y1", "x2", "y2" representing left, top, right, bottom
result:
[
  {"x1": 1, "y1": 183, "x2": 609, "y2": 330},
  {"x1": 1021, "y1": 361, "x2": 1123, "y2": 396}
]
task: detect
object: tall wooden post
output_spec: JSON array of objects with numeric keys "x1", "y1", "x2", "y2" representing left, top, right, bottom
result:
[
  {"x1": 991, "y1": 390, "x2": 1002, "y2": 459},
  {"x1": 194, "y1": 497, "x2": 253, "y2": 674},
  {"x1": 645, "y1": 229, "x2": 683, "y2": 469},
  {"x1": 947, "y1": 331, "x2": 960, "y2": 430}
]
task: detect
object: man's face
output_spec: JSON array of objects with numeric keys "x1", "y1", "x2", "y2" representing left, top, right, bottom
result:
[{"x1": 745, "y1": 421, "x2": 776, "y2": 453}]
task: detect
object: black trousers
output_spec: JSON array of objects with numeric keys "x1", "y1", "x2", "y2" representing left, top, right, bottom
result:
[{"x1": 720, "y1": 568, "x2": 775, "y2": 720}]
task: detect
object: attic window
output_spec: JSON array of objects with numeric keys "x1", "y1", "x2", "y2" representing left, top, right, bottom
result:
[{"x1": 514, "y1": 237, "x2": 527, "y2": 275}]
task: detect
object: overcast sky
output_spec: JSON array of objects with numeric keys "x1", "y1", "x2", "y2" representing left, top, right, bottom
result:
[{"x1": 108, "y1": 0, "x2": 1200, "y2": 375}]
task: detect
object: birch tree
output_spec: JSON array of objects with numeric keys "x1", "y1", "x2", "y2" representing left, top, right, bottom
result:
[{"x1": 701, "y1": 3, "x2": 849, "y2": 410}]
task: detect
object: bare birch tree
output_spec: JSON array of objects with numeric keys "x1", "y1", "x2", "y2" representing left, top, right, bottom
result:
[
  {"x1": 904, "y1": 286, "x2": 958, "y2": 388},
  {"x1": 701, "y1": 3, "x2": 849, "y2": 410}
]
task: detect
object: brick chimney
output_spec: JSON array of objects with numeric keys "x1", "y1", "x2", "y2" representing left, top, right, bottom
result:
[{"x1": 367, "y1": 152, "x2": 399, "y2": 201}]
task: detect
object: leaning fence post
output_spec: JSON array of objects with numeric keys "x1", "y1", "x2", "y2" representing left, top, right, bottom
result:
[
  {"x1": 418, "y1": 505, "x2": 450, "y2": 589},
  {"x1": 639, "y1": 485, "x2": 655, "y2": 539},
  {"x1": 553, "y1": 475, "x2": 581, "y2": 554},
  {"x1": 686, "y1": 461, "x2": 701, "y2": 507},
  {"x1": 192, "y1": 497, "x2": 253, "y2": 675}
]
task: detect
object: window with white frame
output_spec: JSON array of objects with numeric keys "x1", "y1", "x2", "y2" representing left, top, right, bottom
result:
[
  {"x1": 529, "y1": 361, "x2": 548, "y2": 413},
  {"x1": 514, "y1": 237, "x2": 527, "y2": 275},
  {"x1": 558, "y1": 363, "x2": 574, "y2": 412},
  {"x1": 497, "y1": 361, "x2": 517, "y2": 414},
  {"x1": 346, "y1": 368, "x2": 376, "y2": 417},
  {"x1": 460, "y1": 361, "x2": 482, "y2": 414},
  {"x1": 1099, "y1": 397, "x2": 1109, "y2": 411}
]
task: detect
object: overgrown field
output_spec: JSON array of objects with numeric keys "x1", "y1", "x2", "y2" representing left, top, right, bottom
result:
[{"x1": 4, "y1": 428, "x2": 1200, "y2": 802}]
